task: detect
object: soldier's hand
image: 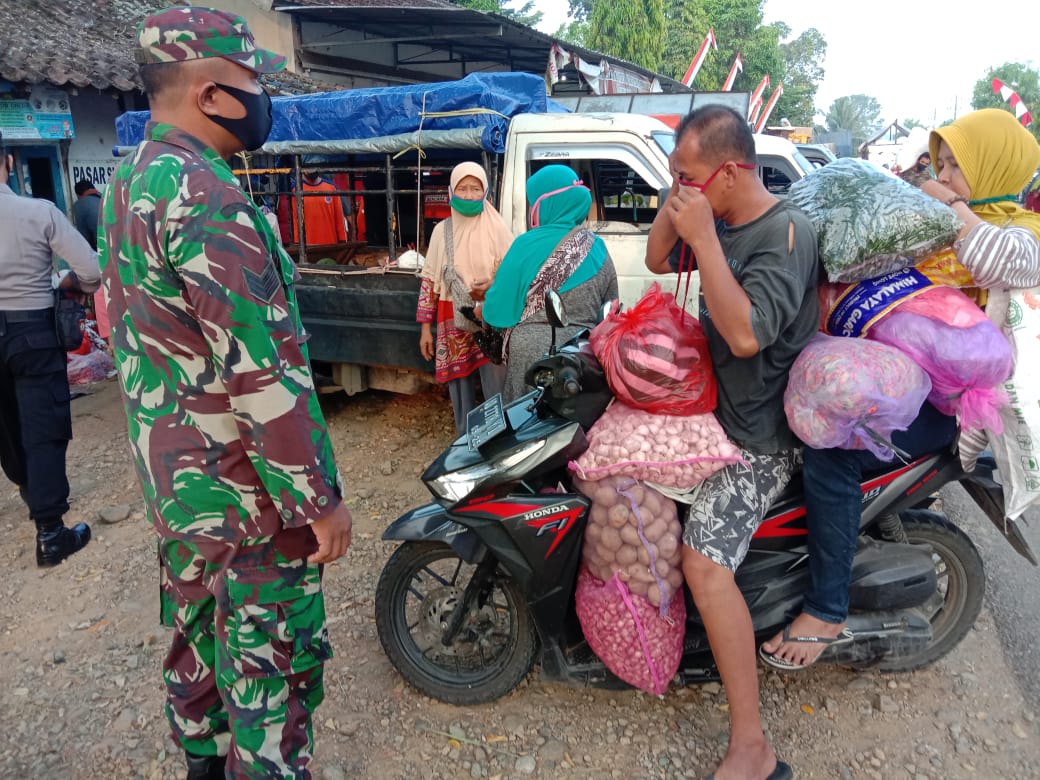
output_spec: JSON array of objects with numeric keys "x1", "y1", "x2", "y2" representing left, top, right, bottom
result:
[{"x1": 308, "y1": 502, "x2": 352, "y2": 564}]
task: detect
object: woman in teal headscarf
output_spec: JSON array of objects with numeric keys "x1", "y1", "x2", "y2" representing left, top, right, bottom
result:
[{"x1": 481, "y1": 164, "x2": 618, "y2": 402}]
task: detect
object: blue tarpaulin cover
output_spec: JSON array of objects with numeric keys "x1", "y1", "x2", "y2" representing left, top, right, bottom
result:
[{"x1": 115, "y1": 72, "x2": 551, "y2": 153}]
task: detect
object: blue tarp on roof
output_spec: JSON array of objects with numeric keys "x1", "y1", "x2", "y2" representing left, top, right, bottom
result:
[{"x1": 115, "y1": 72, "x2": 551, "y2": 153}]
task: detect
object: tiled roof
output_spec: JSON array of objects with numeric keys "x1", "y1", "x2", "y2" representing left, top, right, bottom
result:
[
  {"x1": 0, "y1": 0, "x2": 173, "y2": 91},
  {"x1": 0, "y1": 0, "x2": 335, "y2": 94}
]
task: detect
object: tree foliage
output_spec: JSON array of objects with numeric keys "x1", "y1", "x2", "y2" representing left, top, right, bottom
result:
[
  {"x1": 567, "y1": 0, "x2": 594, "y2": 22},
  {"x1": 824, "y1": 94, "x2": 883, "y2": 150},
  {"x1": 972, "y1": 62, "x2": 1040, "y2": 143},
  {"x1": 661, "y1": 0, "x2": 781, "y2": 97},
  {"x1": 771, "y1": 23, "x2": 825, "y2": 127},
  {"x1": 554, "y1": 19, "x2": 591, "y2": 47},
  {"x1": 555, "y1": 0, "x2": 833, "y2": 129},
  {"x1": 588, "y1": 0, "x2": 665, "y2": 71},
  {"x1": 453, "y1": 0, "x2": 543, "y2": 27}
]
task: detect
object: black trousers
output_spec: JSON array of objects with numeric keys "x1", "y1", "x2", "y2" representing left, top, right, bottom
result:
[{"x1": 0, "y1": 310, "x2": 72, "y2": 522}]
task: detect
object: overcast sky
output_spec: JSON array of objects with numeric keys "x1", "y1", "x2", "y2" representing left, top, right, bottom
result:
[{"x1": 532, "y1": 0, "x2": 1039, "y2": 127}]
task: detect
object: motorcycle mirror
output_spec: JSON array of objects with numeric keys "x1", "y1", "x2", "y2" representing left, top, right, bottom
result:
[
  {"x1": 545, "y1": 289, "x2": 567, "y2": 329},
  {"x1": 544, "y1": 289, "x2": 566, "y2": 356}
]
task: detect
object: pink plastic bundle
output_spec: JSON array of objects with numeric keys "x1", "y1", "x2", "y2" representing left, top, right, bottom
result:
[
  {"x1": 868, "y1": 287, "x2": 1013, "y2": 433},
  {"x1": 570, "y1": 402, "x2": 743, "y2": 490},
  {"x1": 589, "y1": 283, "x2": 716, "y2": 416},
  {"x1": 784, "y1": 333, "x2": 932, "y2": 459},
  {"x1": 573, "y1": 475, "x2": 684, "y2": 611},
  {"x1": 574, "y1": 565, "x2": 685, "y2": 695}
]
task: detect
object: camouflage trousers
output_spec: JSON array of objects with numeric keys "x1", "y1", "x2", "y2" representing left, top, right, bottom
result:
[{"x1": 158, "y1": 536, "x2": 332, "y2": 778}]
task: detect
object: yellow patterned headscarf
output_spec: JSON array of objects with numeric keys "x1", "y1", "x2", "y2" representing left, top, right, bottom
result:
[{"x1": 930, "y1": 108, "x2": 1040, "y2": 240}]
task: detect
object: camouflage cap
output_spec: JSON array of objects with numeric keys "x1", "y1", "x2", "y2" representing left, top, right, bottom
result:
[{"x1": 136, "y1": 6, "x2": 286, "y2": 73}]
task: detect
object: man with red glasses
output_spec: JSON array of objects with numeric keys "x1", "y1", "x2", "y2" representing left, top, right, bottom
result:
[{"x1": 646, "y1": 104, "x2": 819, "y2": 780}]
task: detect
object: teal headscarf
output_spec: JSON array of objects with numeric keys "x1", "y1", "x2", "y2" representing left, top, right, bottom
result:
[{"x1": 483, "y1": 165, "x2": 608, "y2": 328}]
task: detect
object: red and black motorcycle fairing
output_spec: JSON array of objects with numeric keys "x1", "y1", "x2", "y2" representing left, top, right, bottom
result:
[{"x1": 380, "y1": 340, "x2": 1032, "y2": 693}]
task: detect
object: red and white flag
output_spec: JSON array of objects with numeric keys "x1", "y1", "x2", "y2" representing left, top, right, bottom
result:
[
  {"x1": 755, "y1": 82, "x2": 784, "y2": 132},
  {"x1": 993, "y1": 78, "x2": 1033, "y2": 127},
  {"x1": 721, "y1": 53, "x2": 743, "y2": 92},
  {"x1": 747, "y1": 75, "x2": 770, "y2": 123},
  {"x1": 681, "y1": 29, "x2": 717, "y2": 88}
]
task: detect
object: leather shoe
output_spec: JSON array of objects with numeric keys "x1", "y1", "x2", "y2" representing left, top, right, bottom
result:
[
  {"x1": 36, "y1": 522, "x2": 91, "y2": 567},
  {"x1": 185, "y1": 752, "x2": 227, "y2": 780}
]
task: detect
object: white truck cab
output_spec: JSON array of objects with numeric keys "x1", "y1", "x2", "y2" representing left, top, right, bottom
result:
[{"x1": 499, "y1": 112, "x2": 814, "y2": 311}]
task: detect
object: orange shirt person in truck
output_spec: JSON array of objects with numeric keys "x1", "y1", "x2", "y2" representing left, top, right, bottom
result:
[{"x1": 291, "y1": 171, "x2": 350, "y2": 245}]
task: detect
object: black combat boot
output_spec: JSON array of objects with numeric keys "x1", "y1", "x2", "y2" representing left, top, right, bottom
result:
[
  {"x1": 185, "y1": 752, "x2": 227, "y2": 780},
  {"x1": 35, "y1": 520, "x2": 91, "y2": 567}
]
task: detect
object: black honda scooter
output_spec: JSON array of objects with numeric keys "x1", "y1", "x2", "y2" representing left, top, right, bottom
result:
[{"x1": 374, "y1": 292, "x2": 1037, "y2": 705}]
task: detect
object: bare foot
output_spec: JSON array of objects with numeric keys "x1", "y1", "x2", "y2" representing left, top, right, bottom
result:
[
  {"x1": 760, "y1": 612, "x2": 847, "y2": 668},
  {"x1": 711, "y1": 738, "x2": 780, "y2": 780}
]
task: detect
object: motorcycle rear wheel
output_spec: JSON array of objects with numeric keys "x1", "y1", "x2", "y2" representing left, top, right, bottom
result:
[
  {"x1": 375, "y1": 541, "x2": 538, "y2": 705},
  {"x1": 878, "y1": 510, "x2": 985, "y2": 672}
]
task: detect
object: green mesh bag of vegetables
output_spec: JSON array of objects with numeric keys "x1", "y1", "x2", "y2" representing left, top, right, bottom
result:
[{"x1": 788, "y1": 158, "x2": 962, "y2": 283}]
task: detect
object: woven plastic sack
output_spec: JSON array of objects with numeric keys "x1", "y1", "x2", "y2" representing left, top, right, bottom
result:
[
  {"x1": 784, "y1": 333, "x2": 932, "y2": 459},
  {"x1": 589, "y1": 283, "x2": 716, "y2": 415},
  {"x1": 788, "y1": 159, "x2": 962, "y2": 283},
  {"x1": 817, "y1": 248, "x2": 975, "y2": 334},
  {"x1": 984, "y1": 287, "x2": 1040, "y2": 520},
  {"x1": 573, "y1": 474, "x2": 684, "y2": 611},
  {"x1": 571, "y1": 402, "x2": 742, "y2": 490},
  {"x1": 574, "y1": 565, "x2": 685, "y2": 695},
  {"x1": 868, "y1": 287, "x2": 1012, "y2": 433}
]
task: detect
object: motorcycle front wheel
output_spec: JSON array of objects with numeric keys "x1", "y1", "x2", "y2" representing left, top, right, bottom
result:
[
  {"x1": 878, "y1": 509, "x2": 985, "y2": 672},
  {"x1": 375, "y1": 541, "x2": 539, "y2": 705}
]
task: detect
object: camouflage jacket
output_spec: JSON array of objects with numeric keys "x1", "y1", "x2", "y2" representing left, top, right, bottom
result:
[
  {"x1": 99, "y1": 122, "x2": 342, "y2": 547},
  {"x1": 900, "y1": 167, "x2": 933, "y2": 188}
]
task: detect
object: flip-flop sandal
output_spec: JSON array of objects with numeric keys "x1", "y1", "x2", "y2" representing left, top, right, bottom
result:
[
  {"x1": 758, "y1": 625, "x2": 854, "y2": 671},
  {"x1": 706, "y1": 759, "x2": 793, "y2": 780}
]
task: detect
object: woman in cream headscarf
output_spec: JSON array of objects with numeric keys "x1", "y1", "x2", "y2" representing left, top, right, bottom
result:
[
  {"x1": 417, "y1": 162, "x2": 514, "y2": 436},
  {"x1": 763, "y1": 109, "x2": 1040, "y2": 672}
]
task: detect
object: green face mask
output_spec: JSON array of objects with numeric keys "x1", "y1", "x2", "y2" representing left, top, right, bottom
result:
[{"x1": 451, "y1": 196, "x2": 485, "y2": 216}]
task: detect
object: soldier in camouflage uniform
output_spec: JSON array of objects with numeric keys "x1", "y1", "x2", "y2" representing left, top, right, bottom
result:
[
  {"x1": 97, "y1": 7, "x2": 352, "y2": 779},
  {"x1": 900, "y1": 151, "x2": 933, "y2": 188}
]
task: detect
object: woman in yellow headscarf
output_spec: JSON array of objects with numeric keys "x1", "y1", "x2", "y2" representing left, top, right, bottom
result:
[
  {"x1": 922, "y1": 108, "x2": 1040, "y2": 496},
  {"x1": 923, "y1": 108, "x2": 1040, "y2": 285}
]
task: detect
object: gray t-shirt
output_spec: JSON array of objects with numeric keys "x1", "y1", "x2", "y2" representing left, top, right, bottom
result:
[{"x1": 671, "y1": 200, "x2": 820, "y2": 453}]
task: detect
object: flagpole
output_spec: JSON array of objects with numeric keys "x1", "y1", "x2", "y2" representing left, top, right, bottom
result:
[
  {"x1": 681, "y1": 28, "x2": 717, "y2": 88},
  {"x1": 747, "y1": 75, "x2": 770, "y2": 123},
  {"x1": 721, "y1": 53, "x2": 742, "y2": 92},
  {"x1": 755, "y1": 82, "x2": 784, "y2": 132}
]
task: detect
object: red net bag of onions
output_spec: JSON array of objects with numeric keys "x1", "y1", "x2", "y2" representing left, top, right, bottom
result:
[
  {"x1": 574, "y1": 565, "x2": 685, "y2": 696},
  {"x1": 589, "y1": 283, "x2": 717, "y2": 416},
  {"x1": 570, "y1": 402, "x2": 743, "y2": 490}
]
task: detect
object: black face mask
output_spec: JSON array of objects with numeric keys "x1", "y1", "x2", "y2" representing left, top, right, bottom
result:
[{"x1": 208, "y1": 82, "x2": 273, "y2": 152}]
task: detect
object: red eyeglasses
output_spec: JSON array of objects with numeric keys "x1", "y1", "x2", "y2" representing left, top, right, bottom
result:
[{"x1": 677, "y1": 161, "x2": 756, "y2": 192}]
